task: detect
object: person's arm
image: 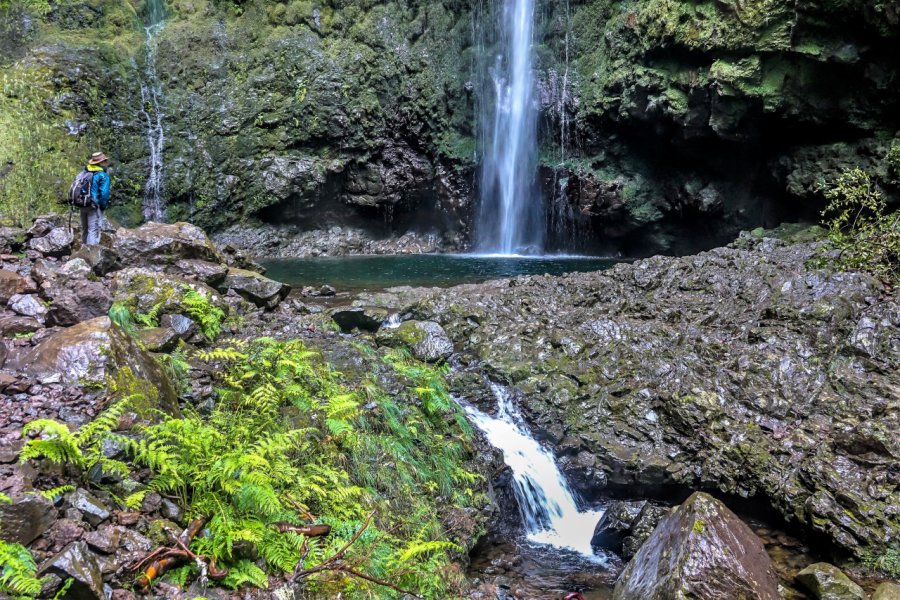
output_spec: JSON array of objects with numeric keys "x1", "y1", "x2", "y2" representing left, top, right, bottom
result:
[{"x1": 92, "y1": 171, "x2": 111, "y2": 209}]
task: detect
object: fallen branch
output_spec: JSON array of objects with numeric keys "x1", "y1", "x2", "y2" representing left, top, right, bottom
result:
[
  {"x1": 291, "y1": 511, "x2": 422, "y2": 599},
  {"x1": 272, "y1": 522, "x2": 332, "y2": 537},
  {"x1": 129, "y1": 517, "x2": 226, "y2": 591}
]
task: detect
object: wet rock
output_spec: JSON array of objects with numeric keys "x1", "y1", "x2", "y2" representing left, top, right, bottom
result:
[
  {"x1": 40, "y1": 277, "x2": 112, "y2": 327},
  {"x1": 8, "y1": 293, "x2": 48, "y2": 323},
  {"x1": 71, "y1": 245, "x2": 119, "y2": 276},
  {"x1": 57, "y1": 257, "x2": 92, "y2": 279},
  {"x1": 795, "y1": 563, "x2": 866, "y2": 600},
  {"x1": 27, "y1": 216, "x2": 64, "y2": 239},
  {"x1": 621, "y1": 503, "x2": 668, "y2": 559},
  {"x1": 221, "y1": 267, "x2": 290, "y2": 308},
  {"x1": 873, "y1": 582, "x2": 900, "y2": 600},
  {"x1": 331, "y1": 306, "x2": 390, "y2": 332},
  {"x1": 28, "y1": 227, "x2": 73, "y2": 257},
  {"x1": 376, "y1": 320, "x2": 454, "y2": 362},
  {"x1": 113, "y1": 221, "x2": 224, "y2": 267},
  {"x1": 137, "y1": 327, "x2": 179, "y2": 352},
  {"x1": 591, "y1": 501, "x2": 642, "y2": 552},
  {"x1": 68, "y1": 489, "x2": 110, "y2": 527},
  {"x1": 612, "y1": 492, "x2": 780, "y2": 600},
  {"x1": 0, "y1": 269, "x2": 28, "y2": 302},
  {"x1": 47, "y1": 518, "x2": 86, "y2": 551},
  {"x1": 160, "y1": 498, "x2": 184, "y2": 524},
  {"x1": 0, "y1": 493, "x2": 56, "y2": 545},
  {"x1": 169, "y1": 258, "x2": 229, "y2": 285},
  {"x1": 12, "y1": 316, "x2": 178, "y2": 412},
  {"x1": 41, "y1": 541, "x2": 105, "y2": 600},
  {"x1": 83, "y1": 525, "x2": 121, "y2": 554}
]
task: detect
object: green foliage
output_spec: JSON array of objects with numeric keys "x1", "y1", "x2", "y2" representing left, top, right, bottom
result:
[
  {"x1": 36, "y1": 485, "x2": 75, "y2": 503},
  {"x1": 0, "y1": 0, "x2": 50, "y2": 15},
  {"x1": 179, "y1": 286, "x2": 225, "y2": 340},
  {"x1": 20, "y1": 369, "x2": 155, "y2": 483},
  {"x1": 109, "y1": 303, "x2": 138, "y2": 336},
  {"x1": 861, "y1": 548, "x2": 900, "y2": 578},
  {"x1": 817, "y1": 167, "x2": 900, "y2": 284},
  {"x1": 0, "y1": 539, "x2": 45, "y2": 598}
]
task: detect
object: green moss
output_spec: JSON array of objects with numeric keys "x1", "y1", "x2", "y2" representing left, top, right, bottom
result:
[{"x1": 692, "y1": 519, "x2": 706, "y2": 534}]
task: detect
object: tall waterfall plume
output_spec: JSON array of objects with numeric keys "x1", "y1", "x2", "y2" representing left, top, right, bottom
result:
[
  {"x1": 463, "y1": 384, "x2": 603, "y2": 556},
  {"x1": 140, "y1": 0, "x2": 167, "y2": 223},
  {"x1": 476, "y1": 0, "x2": 544, "y2": 255}
]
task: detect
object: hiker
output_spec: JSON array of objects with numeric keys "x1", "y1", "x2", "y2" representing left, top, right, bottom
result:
[{"x1": 68, "y1": 152, "x2": 111, "y2": 245}]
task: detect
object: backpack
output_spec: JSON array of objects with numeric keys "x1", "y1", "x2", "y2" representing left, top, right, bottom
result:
[{"x1": 67, "y1": 169, "x2": 95, "y2": 208}]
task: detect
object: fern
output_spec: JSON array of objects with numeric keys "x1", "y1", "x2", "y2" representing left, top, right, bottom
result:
[
  {"x1": 179, "y1": 286, "x2": 226, "y2": 340},
  {"x1": 108, "y1": 303, "x2": 137, "y2": 335},
  {"x1": 222, "y1": 560, "x2": 268, "y2": 590},
  {"x1": 35, "y1": 485, "x2": 75, "y2": 502},
  {"x1": 393, "y1": 539, "x2": 462, "y2": 564},
  {"x1": 0, "y1": 539, "x2": 45, "y2": 597}
]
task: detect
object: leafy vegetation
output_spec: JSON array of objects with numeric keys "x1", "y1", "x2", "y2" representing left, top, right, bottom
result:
[
  {"x1": 20, "y1": 338, "x2": 485, "y2": 598},
  {"x1": 0, "y1": 492, "x2": 47, "y2": 598},
  {"x1": 817, "y1": 166, "x2": 899, "y2": 284},
  {"x1": 861, "y1": 548, "x2": 900, "y2": 578}
]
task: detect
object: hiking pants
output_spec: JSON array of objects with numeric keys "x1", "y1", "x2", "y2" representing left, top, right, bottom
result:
[{"x1": 80, "y1": 205, "x2": 103, "y2": 245}]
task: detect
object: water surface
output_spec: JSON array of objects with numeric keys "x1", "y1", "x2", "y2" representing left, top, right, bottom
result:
[{"x1": 260, "y1": 254, "x2": 621, "y2": 292}]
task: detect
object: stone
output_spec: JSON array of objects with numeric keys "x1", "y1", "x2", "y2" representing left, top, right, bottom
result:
[
  {"x1": 110, "y1": 267, "x2": 225, "y2": 316},
  {"x1": 27, "y1": 216, "x2": 64, "y2": 238},
  {"x1": 169, "y1": 259, "x2": 229, "y2": 285},
  {"x1": 621, "y1": 503, "x2": 668, "y2": 559},
  {"x1": 113, "y1": 221, "x2": 224, "y2": 267},
  {"x1": 160, "y1": 313, "x2": 198, "y2": 338},
  {"x1": 221, "y1": 267, "x2": 290, "y2": 308},
  {"x1": 590, "y1": 501, "x2": 642, "y2": 552},
  {"x1": 331, "y1": 306, "x2": 390, "y2": 332},
  {"x1": 71, "y1": 244, "x2": 119, "y2": 276},
  {"x1": 8, "y1": 293, "x2": 48, "y2": 322},
  {"x1": 795, "y1": 563, "x2": 867, "y2": 600},
  {"x1": 0, "y1": 314, "x2": 42, "y2": 336},
  {"x1": 612, "y1": 492, "x2": 780, "y2": 600},
  {"x1": 376, "y1": 320, "x2": 454, "y2": 362},
  {"x1": 873, "y1": 582, "x2": 900, "y2": 600},
  {"x1": 40, "y1": 278, "x2": 112, "y2": 327},
  {"x1": 40, "y1": 541, "x2": 105, "y2": 600},
  {"x1": 0, "y1": 268, "x2": 28, "y2": 302},
  {"x1": 28, "y1": 227, "x2": 74, "y2": 257},
  {"x1": 12, "y1": 316, "x2": 178, "y2": 413},
  {"x1": 82, "y1": 525, "x2": 121, "y2": 554},
  {"x1": 160, "y1": 498, "x2": 184, "y2": 523},
  {"x1": 0, "y1": 226, "x2": 26, "y2": 253},
  {"x1": 68, "y1": 489, "x2": 111, "y2": 527},
  {"x1": 56, "y1": 257, "x2": 92, "y2": 279},
  {"x1": 137, "y1": 327, "x2": 179, "y2": 352},
  {"x1": 0, "y1": 493, "x2": 57, "y2": 545}
]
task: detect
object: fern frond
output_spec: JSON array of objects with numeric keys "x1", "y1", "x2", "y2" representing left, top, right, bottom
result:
[{"x1": 35, "y1": 485, "x2": 75, "y2": 502}]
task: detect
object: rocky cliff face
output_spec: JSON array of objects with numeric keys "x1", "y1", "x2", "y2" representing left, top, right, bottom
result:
[{"x1": 2, "y1": 0, "x2": 899, "y2": 254}]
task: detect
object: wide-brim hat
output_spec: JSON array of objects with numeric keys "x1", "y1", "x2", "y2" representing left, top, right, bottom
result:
[{"x1": 88, "y1": 152, "x2": 109, "y2": 165}]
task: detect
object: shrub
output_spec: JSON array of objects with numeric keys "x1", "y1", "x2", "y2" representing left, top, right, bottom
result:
[{"x1": 817, "y1": 167, "x2": 899, "y2": 284}]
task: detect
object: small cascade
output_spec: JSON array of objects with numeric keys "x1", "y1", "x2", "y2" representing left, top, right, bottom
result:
[
  {"x1": 140, "y1": 0, "x2": 167, "y2": 223},
  {"x1": 463, "y1": 383, "x2": 603, "y2": 556},
  {"x1": 476, "y1": 0, "x2": 544, "y2": 256}
]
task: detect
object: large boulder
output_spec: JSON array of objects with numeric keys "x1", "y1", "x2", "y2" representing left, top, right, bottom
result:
[
  {"x1": 8, "y1": 293, "x2": 48, "y2": 323},
  {"x1": 591, "y1": 501, "x2": 643, "y2": 553},
  {"x1": 221, "y1": 267, "x2": 290, "y2": 308},
  {"x1": 376, "y1": 320, "x2": 453, "y2": 362},
  {"x1": 71, "y1": 244, "x2": 119, "y2": 276},
  {"x1": 167, "y1": 259, "x2": 228, "y2": 286},
  {"x1": 28, "y1": 227, "x2": 73, "y2": 257},
  {"x1": 113, "y1": 222, "x2": 224, "y2": 267},
  {"x1": 0, "y1": 225, "x2": 25, "y2": 253},
  {"x1": 0, "y1": 268, "x2": 28, "y2": 303},
  {"x1": 873, "y1": 583, "x2": 900, "y2": 600},
  {"x1": 795, "y1": 563, "x2": 867, "y2": 600},
  {"x1": 612, "y1": 492, "x2": 781, "y2": 600},
  {"x1": 0, "y1": 314, "x2": 43, "y2": 336},
  {"x1": 0, "y1": 493, "x2": 57, "y2": 545},
  {"x1": 12, "y1": 316, "x2": 177, "y2": 412},
  {"x1": 110, "y1": 267, "x2": 226, "y2": 316},
  {"x1": 40, "y1": 541, "x2": 105, "y2": 600},
  {"x1": 40, "y1": 276, "x2": 112, "y2": 327}
]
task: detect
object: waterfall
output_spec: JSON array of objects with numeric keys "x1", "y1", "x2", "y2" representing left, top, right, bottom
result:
[
  {"x1": 476, "y1": 0, "x2": 544, "y2": 256},
  {"x1": 140, "y1": 0, "x2": 167, "y2": 223},
  {"x1": 463, "y1": 384, "x2": 603, "y2": 556}
]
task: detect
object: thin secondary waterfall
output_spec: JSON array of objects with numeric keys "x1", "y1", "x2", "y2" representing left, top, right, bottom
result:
[
  {"x1": 476, "y1": 0, "x2": 545, "y2": 255},
  {"x1": 463, "y1": 384, "x2": 603, "y2": 556},
  {"x1": 141, "y1": 0, "x2": 166, "y2": 223}
]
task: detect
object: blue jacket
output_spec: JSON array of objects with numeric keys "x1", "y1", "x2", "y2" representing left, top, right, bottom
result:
[{"x1": 87, "y1": 164, "x2": 110, "y2": 210}]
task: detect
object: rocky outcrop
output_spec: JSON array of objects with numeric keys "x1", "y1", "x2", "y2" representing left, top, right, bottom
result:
[
  {"x1": 221, "y1": 268, "x2": 290, "y2": 308},
  {"x1": 404, "y1": 237, "x2": 899, "y2": 558},
  {"x1": 12, "y1": 316, "x2": 178, "y2": 412},
  {"x1": 612, "y1": 492, "x2": 781, "y2": 600},
  {"x1": 375, "y1": 320, "x2": 454, "y2": 363}
]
